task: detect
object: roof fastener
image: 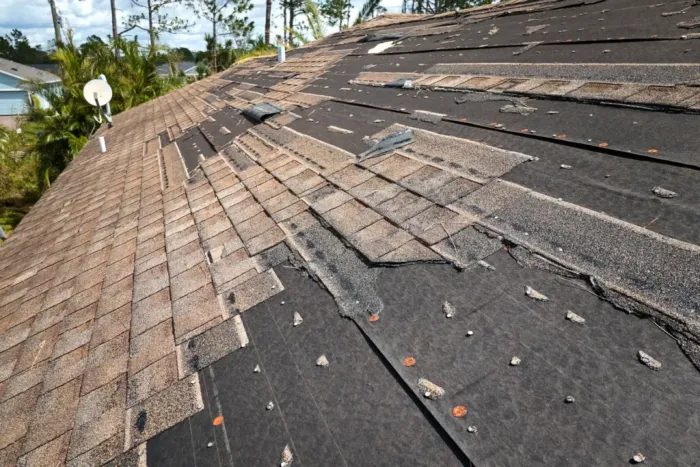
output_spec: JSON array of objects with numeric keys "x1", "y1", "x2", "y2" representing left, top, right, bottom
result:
[
  {"x1": 266, "y1": 401, "x2": 275, "y2": 410},
  {"x1": 207, "y1": 442, "x2": 214, "y2": 448},
  {"x1": 452, "y1": 405, "x2": 468, "y2": 418},
  {"x1": 254, "y1": 365, "x2": 261, "y2": 373},
  {"x1": 404, "y1": 356, "x2": 416, "y2": 367},
  {"x1": 632, "y1": 453, "x2": 646, "y2": 464},
  {"x1": 565, "y1": 396, "x2": 575, "y2": 403},
  {"x1": 566, "y1": 311, "x2": 586, "y2": 324},
  {"x1": 467, "y1": 426, "x2": 478, "y2": 433},
  {"x1": 316, "y1": 355, "x2": 329, "y2": 367},
  {"x1": 466, "y1": 330, "x2": 474, "y2": 337},
  {"x1": 525, "y1": 286, "x2": 549, "y2": 301},
  {"x1": 510, "y1": 356, "x2": 521, "y2": 366},
  {"x1": 443, "y1": 301, "x2": 456, "y2": 318},
  {"x1": 280, "y1": 301, "x2": 285, "y2": 305},
  {"x1": 418, "y1": 378, "x2": 445, "y2": 400},
  {"x1": 293, "y1": 312, "x2": 303, "y2": 327},
  {"x1": 368, "y1": 314, "x2": 380, "y2": 323},
  {"x1": 638, "y1": 351, "x2": 661, "y2": 370}
]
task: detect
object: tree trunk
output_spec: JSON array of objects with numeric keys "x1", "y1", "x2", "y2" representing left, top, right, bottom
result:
[
  {"x1": 288, "y1": 9, "x2": 295, "y2": 47},
  {"x1": 111, "y1": 0, "x2": 118, "y2": 57},
  {"x1": 265, "y1": 0, "x2": 272, "y2": 44},
  {"x1": 148, "y1": 0, "x2": 155, "y2": 54},
  {"x1": 48, "y1": 0, "x2": 62, "y2": 48},
  {"x1": 283, "y1": 4, "x2": 287, "y2": 44},
  {"x1": 212, "y1": 19, "x2": 218, "y2": 71}
]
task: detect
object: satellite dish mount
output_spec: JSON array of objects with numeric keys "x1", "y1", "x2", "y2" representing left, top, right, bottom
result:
[{"x1": 83, "y1": 76, "x2": 113, "y2": 128}]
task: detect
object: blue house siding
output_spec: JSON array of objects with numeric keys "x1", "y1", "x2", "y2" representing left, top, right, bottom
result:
[
  {"x1": 0, "y1": 73, "x2": 20, "y2": 90},
  {"x1": 0, "y1": 91, "x2": 29, "y2": 115}
]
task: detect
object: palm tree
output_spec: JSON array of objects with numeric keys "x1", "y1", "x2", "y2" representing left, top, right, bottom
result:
[{"x1": 354, "y1": 0, "x2": 384, "y2": 24}]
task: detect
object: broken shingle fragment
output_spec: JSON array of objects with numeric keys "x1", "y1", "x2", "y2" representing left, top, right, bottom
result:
[
  {"x1": 566, "y1": 311, "x2": 586, "y2": 324},
  {"x1": 293, "y1": 312, "x2": 303, "y2": 327},
  {"x1": 638, "y1": 351, "x2": 661, "y2": 370},
  {"x1": 632, "y1": 453, "x2": 646, "y2": 464},
  {"x1": 281, "y1": 445, "x2": 294, "y2": 467},
  {"x1": 560, "y1": 164, "x2": 572, "y2": 170},
  {"x1": 510, "y1": 356, "x2": 521, "y2": 366},
  {"x1": 442, "y1": 301, "x2": 456, "y2": 318},
  {"x1": 357, "y1": 128, "x2": 414, "y2": 162},
  {"x1": 418, "y1": 378, "x2": 445, "y2": 400},
  {"x1": 651, "y1": 186, "x2": 678, "y2": 198},
  {"x1": 525, "y1": 286, "x2": 549, "y2": 301},
  {"x1": 316, "y1": 355, "x2": 329, "y2": 367},
  {"x1": 477, "y1": 260, "x2": 495, "y2": 271}
]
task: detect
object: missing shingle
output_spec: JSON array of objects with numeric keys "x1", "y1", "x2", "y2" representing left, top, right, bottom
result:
[{"x1": 357, "y1": 128, "x2": 414, "y2": 162}]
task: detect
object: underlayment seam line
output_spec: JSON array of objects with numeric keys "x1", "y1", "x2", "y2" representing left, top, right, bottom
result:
[
  {"x1": 206, "y1": 365, "x2": 235, "y2": 467},
  {"x1": 241, "y1": 311, "x2": 302, "y2": 466},
  {"x1": 262, "y1": 298, "x2": 350, "y2": 467}
]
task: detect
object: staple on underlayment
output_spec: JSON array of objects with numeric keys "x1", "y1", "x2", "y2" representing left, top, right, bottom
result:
[
  {"x1": 357, "y1": 128, "x2": 414, "y2": 162},
  {"x1": 525, "y1": 286, "x2": 549, "y2": 301},
  {"x1": 242, "y1": 102, "x2": 284, "y2": 123},
  {"x1": 418, "y1": 378, "x2": 445, "y2": 400},
  {"x1": 443, "y1": 301, "x2": 456, "y2": 318},
  {"x1": 652, "y1": 186, "x2": 678, "y2": 198},
  {"x1": 281, "y1": 445, "x2": 294, "y2": 467},
  {"x1": 638, "y1": 350, "x2": 662, "y2": 370}
]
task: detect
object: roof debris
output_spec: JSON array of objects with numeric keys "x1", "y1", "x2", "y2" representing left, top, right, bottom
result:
[
  {"x1": 242, "y1": 102, "x2": 284, "y2": 123},
  {"x1": 651, "y1": 186, "x2": 678, "y2": 198},
  {"x1": 638, "y1": 351, "x2": 662, "y2": 370},
  {"x1": 560, "y1": 164, "x2": 573, "y2": 169},
  {"x1": 681, "y1": 33, "x2": 700, "y2": 39},
  {"x1": 677, "y1": 16, "x2": 700, "y2": 29},
  {"x1": 281, "y1": 444, "x2": 294, "y2": 467},
  {"x1": 525, "y1": 286, "x2": 549, "y2": 301},
  {"x1": 524, "y1": 24, "x2": 549, "y2": 35},
  {"x1": 510, "y1": 356, "x2": 522, "y2": 366},
  {"x1": 316, "y1": 355, "x2": 330, "y2": 367},
  {"x1": 500, "y1": 104, "x2": 538, "y2": 115},
  {"x1": 328, "y1": 125, "x2": 354, "y2": 134},
  {"x1": 662, "y1": 5, "x2": 692, "y2": 16},
  {"x1": 408, "y1": 109, "x2": 445, "y2": 124},
  {"x1": 477, "y1": 260, "x2": 495, "y2": 271},
  {"x1": 565, "y1": 396, "x2": 576, "y2": 403},
  {"x1": 357, "y1": 128, "x2": 414, "y2": 162},
  {"x1": 467, "y1": 426, "x2": 478, "y2": 433},
  {"x1": 443, "y1": 301, "x2": 456, "y2": 318},
  {"x1": 566, "y1": 311, "x2": 586, "y2": 324},
  {"x1": 254, "y1": 364, "x2": 261, "y2": 373},
  {"x1": 293, "y1": 312, "x2": 303, "y2": 327},
  {"x1": 418, "y1": 378, "x2": 445, "y2": 400},
  {"x1": 513, "y1": 41, "x2": 543, "y2": 56},
  {"x1": 267, "y1": 401, "x2": 275, "y2": 410},
  {"x1": 488, "y1": 26, "x2": 499, "y2": 35},
  {"x1": 632, "y1": 453, "x2": 646, "y2": 464}
]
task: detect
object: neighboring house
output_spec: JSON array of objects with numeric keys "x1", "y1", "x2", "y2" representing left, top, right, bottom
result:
[
  {"x1": 0, "y1": 57, "x2": 61, "y2": 128},
  {"x1": 156, "y1": 61, "x2": 197, "y2": 78}
]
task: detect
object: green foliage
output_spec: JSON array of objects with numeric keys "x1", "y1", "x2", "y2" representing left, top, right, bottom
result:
[
  {"x1": 405, "y1": 0, "x2": 492, "y2": 14},
  {"x1": 320, "y1": 0, "x2": 352, "y2": 30},
  {"x1": 303, "y1": 0, "x2": 327, "y2": 40},
  {"x1": 124, "y1": 0, "x2": 193, "y2": 53},
  {"x1": 0, "y1": 29, "x2": 52, "y2": 64},
  {"x1": 0, "y1": 30, "x2": 186, "y2": 235},
  {"x1": 354, "y1": 0, "x2": 386, "y2": 24}
]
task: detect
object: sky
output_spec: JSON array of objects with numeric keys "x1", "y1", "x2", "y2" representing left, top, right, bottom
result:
[{"x1": 0, "y1": 0, "x2": 405, "y2": 52}]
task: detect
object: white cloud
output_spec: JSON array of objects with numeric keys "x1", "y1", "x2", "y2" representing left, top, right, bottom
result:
[{"x1": 1, "y1": 0, "x2": 406, "y2": 52}]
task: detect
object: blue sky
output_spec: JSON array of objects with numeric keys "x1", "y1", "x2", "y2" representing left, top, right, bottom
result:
[{"x1": 0, "y1": 0, "x2": 405, "y2": 52}]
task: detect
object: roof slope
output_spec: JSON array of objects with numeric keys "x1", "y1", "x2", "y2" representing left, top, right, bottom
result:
[
  {"x1": 0, "y1": 57, "x2": 60, "y2": 84},
  {"x1": 1, "y1": 1, "x2": 700, "y2": 465}
]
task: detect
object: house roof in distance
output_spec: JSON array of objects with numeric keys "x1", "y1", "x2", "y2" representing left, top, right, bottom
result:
[
  {"x1": 1, "y1": 1, "x2": 700, "y2": 465},
  {"x1": 0, "y1": 57, "x2": 60, "y2": 84},
  {"x1": 156, "y1": 61, "x2": 198, "y2": 76}
]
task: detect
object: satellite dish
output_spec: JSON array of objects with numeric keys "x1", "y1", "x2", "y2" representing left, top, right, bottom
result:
[{"x1": 83, "y1": 79, "x2": 112, "y2": 107}]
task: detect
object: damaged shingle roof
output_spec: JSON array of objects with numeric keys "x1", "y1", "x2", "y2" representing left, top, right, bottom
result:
[{"x1": 1, "y1": 1, "x2": 700, "y2": 465}]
